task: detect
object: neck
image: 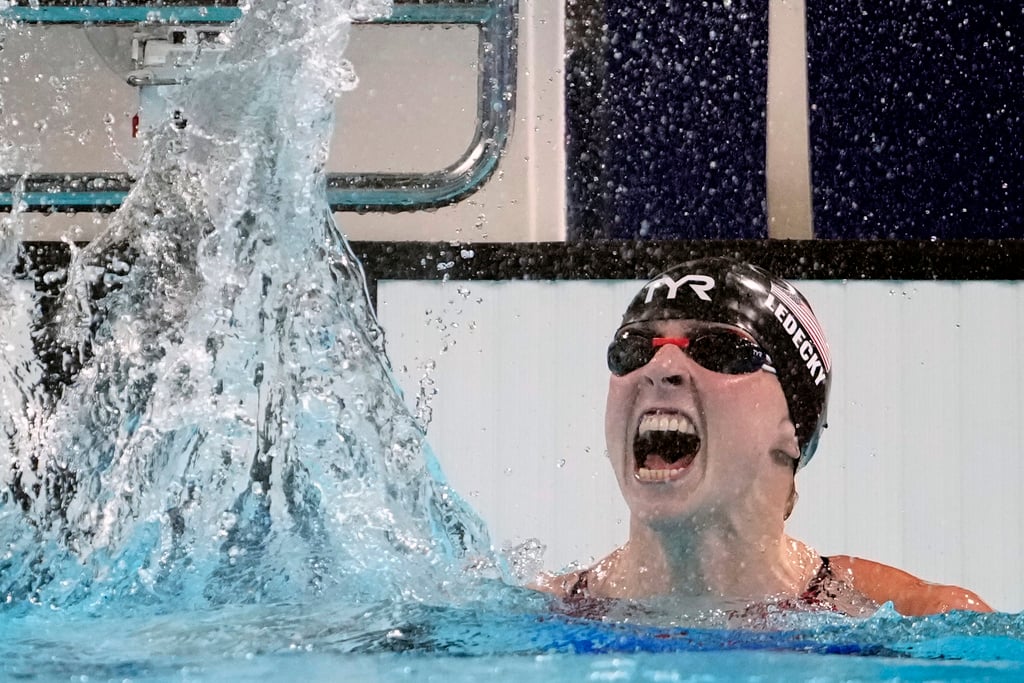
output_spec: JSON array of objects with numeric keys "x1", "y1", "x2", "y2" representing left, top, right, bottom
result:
[{"x1": 600, "y1": 511, "x2": 817, "y2": 601}]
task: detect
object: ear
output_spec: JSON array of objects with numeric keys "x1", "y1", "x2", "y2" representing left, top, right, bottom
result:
[{"x1": 771, "y1": 417, "x2": 801, "y2": 466}]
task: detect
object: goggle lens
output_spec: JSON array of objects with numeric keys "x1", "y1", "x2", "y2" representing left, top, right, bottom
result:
[{"x1": 607, "y1": 329, "x2": 775, "y2": 377}]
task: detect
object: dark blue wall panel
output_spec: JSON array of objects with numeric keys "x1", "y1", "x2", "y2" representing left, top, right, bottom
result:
[
  {"x1": 808, "y1": 2, "x2": 1024, "y2": 239},
  {"x1": 566, "y1": 1, "x2": 769, "y2": 240}
]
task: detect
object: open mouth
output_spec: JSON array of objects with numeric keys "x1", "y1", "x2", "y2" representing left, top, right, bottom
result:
[{"x1": 633, "y1": 412, "x2": 701, "y2": 482}]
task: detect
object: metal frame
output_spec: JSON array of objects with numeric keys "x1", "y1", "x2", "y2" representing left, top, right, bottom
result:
[{"x1": 0, "y1": 0, "x2": 517, "y2": 212}]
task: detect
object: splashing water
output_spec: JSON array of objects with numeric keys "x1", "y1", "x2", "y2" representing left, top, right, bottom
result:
[{"x1": 1, "y1": 0, "x2": 498, "y2": 613}]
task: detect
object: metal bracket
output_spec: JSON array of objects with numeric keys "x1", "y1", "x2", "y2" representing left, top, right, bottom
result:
[{"x1": 0, "y1": 0, "x2": 517, "y2": 212}]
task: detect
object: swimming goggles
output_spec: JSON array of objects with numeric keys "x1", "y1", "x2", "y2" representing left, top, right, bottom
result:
[{"x1": 607, "y1": 328, "x2": 776, "y2": 377}]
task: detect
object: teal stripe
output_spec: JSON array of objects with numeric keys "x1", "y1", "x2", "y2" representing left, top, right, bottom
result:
[
  {"x1": 1, "y1": 166, "x2": 497, "y2": 209},
  {"x1": 389, "y1": 5, "x2": 493, "y2": 23},
  {"x1": 326, "y1": 158, "x2": 501, "y2": 208},
  {"x1": 0, "y1": 191, "x2": 128, "y2": 208},
  {"x1": 389, "y1": 5, "x2": 493, "y2": 24},
  {"x1": 1, "y1": 4, "x2": 492, "y2": 25},
  {"x1": 1, "y1": 6, "x2": 241, "y2": 24}
]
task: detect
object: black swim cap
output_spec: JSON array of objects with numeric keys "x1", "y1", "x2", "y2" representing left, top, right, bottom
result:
[{"x1": 617, "y1": 257, "x2": 831, "y2": 468}]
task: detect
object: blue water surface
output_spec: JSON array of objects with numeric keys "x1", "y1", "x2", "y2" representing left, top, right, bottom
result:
[{"x1": 6, "y1": 596, "x2": 1024, "y2": 682}]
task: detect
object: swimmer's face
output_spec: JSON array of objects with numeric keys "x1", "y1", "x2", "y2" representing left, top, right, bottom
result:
[{"x1": 605, "y1": 319, "x2": 799, "y2": 526}]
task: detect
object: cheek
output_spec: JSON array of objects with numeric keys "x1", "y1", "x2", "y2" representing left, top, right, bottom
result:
[
  {"x1": 604, "y1": 377, "x2": 633, "y2": 447},
  {"x1": 705, "y1": 380, "x2": 789, "y2": 451}
]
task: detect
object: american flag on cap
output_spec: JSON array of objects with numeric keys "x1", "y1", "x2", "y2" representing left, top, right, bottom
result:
[{"x1": 770, "y1": 281, "x2": 831, "y2": 372}]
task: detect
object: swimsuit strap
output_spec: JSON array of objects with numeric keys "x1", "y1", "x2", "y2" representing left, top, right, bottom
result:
[
  {"x1": 568, "y1": 568, "x2": 591, "y2": 598},
  {"x1": 801, "y1": 555, "x2": 835, "y2": 602},
  {"x1": 570, "y1": 556, "x2": 836, "y2": 603}
]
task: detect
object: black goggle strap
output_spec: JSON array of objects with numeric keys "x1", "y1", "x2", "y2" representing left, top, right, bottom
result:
[{"x1": 650, "y1": 335, "x2": 776, "y2": 375}]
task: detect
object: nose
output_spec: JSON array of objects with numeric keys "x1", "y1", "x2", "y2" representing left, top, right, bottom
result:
[{"x1": 639, "y1": 342, "x2": 694, "y2": 387}]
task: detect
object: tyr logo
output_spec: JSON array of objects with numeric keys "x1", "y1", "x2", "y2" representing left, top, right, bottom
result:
[{"x1": 643, "y1": 274, "x2": 716, "y2": 303}]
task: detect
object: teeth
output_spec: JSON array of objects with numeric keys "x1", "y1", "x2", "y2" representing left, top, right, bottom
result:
[
  {"x1": 638, "y1": 412, "x2": 696, "y2": 438},
  {"x1": 635, "y1": 466, "x2": 688, "y2": 482}
]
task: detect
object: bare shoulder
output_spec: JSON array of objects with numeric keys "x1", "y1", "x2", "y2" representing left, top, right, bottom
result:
[
  {"x1": 829, "y1": 555, "x2": 993, "y2": 616},
  {"x1": 528, "y1": 568, "x2": 587, "y2": 599},
  {"x1": 529, "y1": 547, "x2": 630, "y2": 599}
]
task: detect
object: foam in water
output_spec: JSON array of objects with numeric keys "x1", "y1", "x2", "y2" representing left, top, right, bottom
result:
[{"x1": 0, "y1": 0, "x2": 499, "y2": 613}]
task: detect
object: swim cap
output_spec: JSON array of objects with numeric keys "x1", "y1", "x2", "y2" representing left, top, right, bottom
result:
[{"x1": 617, "y1": 257, "x2": 831, "y2": 468}]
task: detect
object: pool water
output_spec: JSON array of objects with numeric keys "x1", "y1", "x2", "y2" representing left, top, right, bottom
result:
[{"x1": 6, "y1": 597, "x2": 1024, "y2": 681}]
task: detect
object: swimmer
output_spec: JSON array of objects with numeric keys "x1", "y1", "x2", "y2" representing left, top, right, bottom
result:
[{"x1": 534, "y1": 257, "x2": 991, "y2": 617}]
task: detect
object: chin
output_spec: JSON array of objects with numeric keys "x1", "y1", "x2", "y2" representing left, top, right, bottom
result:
[{"x1": 627, "y1": 490, "x2": 707, "y2": 528}]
